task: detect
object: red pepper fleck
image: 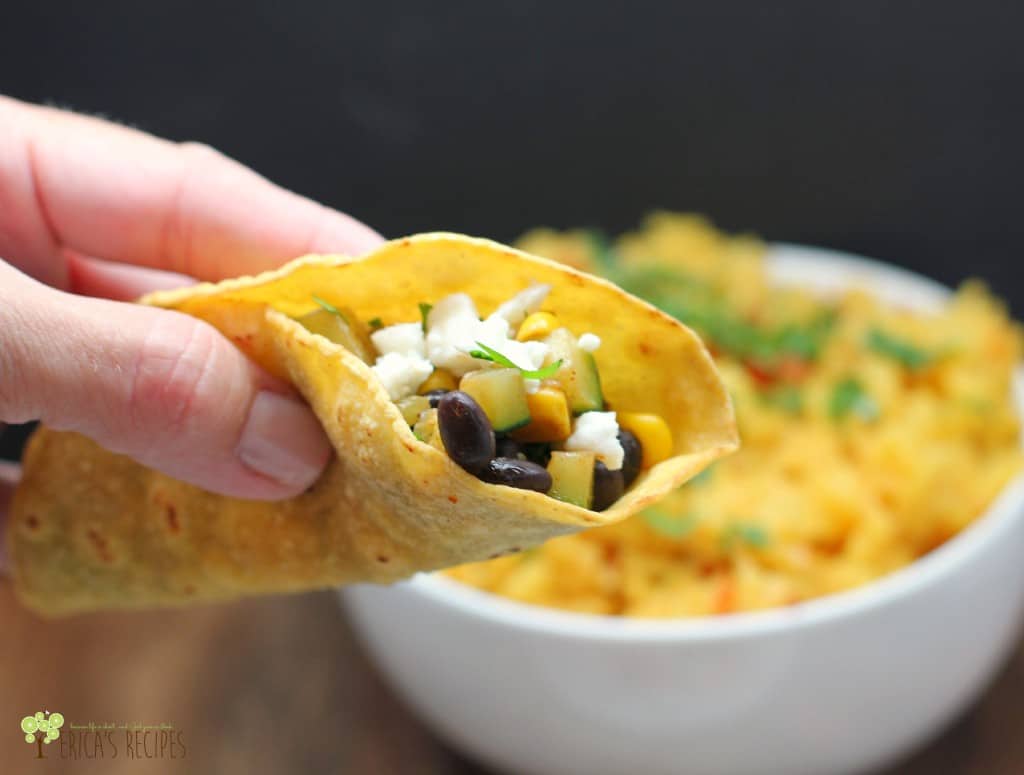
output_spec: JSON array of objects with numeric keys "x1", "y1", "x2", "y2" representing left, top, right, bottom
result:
[
  {"x1": 777, "y1": 356, "x2": 810, "y2": 383},
  {"x1": 744, "y1": 359, "x2": 777, "y2": 387},
  {"x1": 86, "y1": 528, "x2": 114, "y2": 564},
  {"x1": 165, "y1": 504, "x2": 180, "y2": 534}
]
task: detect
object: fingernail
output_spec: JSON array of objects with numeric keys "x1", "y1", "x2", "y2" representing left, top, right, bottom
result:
[{"x1": 237, "y1": 391, "x2": 330, "y2": 489}]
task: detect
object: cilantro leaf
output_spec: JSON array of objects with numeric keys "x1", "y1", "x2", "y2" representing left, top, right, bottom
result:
[
  {"x1": 312, "y1": 295, "x2": 348, "y2": 323},
  {"x1": 469, "y1": 341, "x2": 562, "y2": 379},
  {"x1": 642, "y1": 509, "x2": 699, "y2": 538},
  {"x1": 368, "y1": 317, "x2": 383, "y2": 330},
  {"x1": 689, "y1": 465, "x2": 715, "y2": 486},
  {"x1": 866, "y1": 328, "x2": 932, "y2": 370},
  {"x1": 721, "y1": 522, "x2": 770, "y2": 549},
  {"x1": 762, "y1": 385, "x2": 804, "y2": 415},
  {"x1": 829, "y1": 377, "x2": 880, "y2": 422},
  {"x1": 418, "y1": 302, "x2": 433, "y2": 333}
]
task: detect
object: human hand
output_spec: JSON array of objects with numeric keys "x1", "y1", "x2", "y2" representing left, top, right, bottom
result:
[{"x1": 0, "y1": 96, "x2": 384, "y2": 568}]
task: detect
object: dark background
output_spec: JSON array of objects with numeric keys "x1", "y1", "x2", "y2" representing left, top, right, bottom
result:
[
  {"x1": 3, "y1": 5, "x2": 1024, "y2": 771},
  {"x1": 2, "y1": 0, "x2": 1023, "y2": 453}
]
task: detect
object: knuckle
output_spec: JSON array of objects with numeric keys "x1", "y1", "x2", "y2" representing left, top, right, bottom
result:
[
  {"x1": 162, "y1": 142, "x2": 243, "y2": 277},
  {"x1": 128, "y1": 314, "x2": 222, "y2": 443}
]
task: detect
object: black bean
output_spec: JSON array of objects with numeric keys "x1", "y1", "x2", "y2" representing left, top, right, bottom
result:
[
  {"x1": 478, "y1": 458, "x2": 552, "y2": 493},
  {"x1": 495, "y1": 437, "x2": 523, "y2": 460},
  {"x1": 437, "y1": 391, "x2": 495, "y2": 473},
  {"x1": 618, "y1": 429, "x2": 642, "y2": 487},
  {"x1": 592, "y1": 460, "x2": 625, "y2": 511},
  {"x1": 425, "y1": 389, "x2": 450, "y2": 408},
  {"x1": 521, "y1": 442, "x2": 552, "y2": 468}
]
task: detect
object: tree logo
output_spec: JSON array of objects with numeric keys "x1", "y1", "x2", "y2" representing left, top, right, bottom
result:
[{"x1": 21, "y1": 711, "x2": 64, "y2": 759}]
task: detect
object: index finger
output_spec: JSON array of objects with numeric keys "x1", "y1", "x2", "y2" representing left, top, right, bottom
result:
[{"x1": 0, "y1": 95, "x2": 383, "y2": 284}]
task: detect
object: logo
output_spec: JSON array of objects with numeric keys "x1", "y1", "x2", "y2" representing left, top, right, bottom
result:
[
  {"x1": 20, "y1": 715, "x2": 187, "y2": 762},
  {"x1": 21, "y1": 711, "x2": 65, "y2": 759}
]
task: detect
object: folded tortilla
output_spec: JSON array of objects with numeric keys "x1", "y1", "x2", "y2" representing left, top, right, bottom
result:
[{"x1": 9, "y1": 233, "x2": 738, "y2": 616}]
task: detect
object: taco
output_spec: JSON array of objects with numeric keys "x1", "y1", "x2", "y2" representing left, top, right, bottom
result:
[{"x1": 8, "y1": 233, "x2": 738, "y2": 615}]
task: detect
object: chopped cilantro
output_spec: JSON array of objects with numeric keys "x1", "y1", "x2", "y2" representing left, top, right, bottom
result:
[
  {"x1": 690, "y1": 465, "x2": 715, "y2": 486},
  {"x1": 418, "y1": 302, "x2": 433, "y2": 333},
  {"x1": 312, "y1": 294, "x2": 347, "y2": 323},
  {"x1": 762, "y1": 385, "x2": 804, "y2": 414},
  {"x1": 368, "y1": 317, "x2": 383, "y2": 330},
  {"x1": 469, "y1": 341, "x2": 563, "y2": 380},
  {"x1": 829, "y1": 378, "x2": 880, "y2": 422},
  {"x1": 579, "y1": 242, "x2": 838, "y2": 367},
  {"x1": 641, "y1": 288, "x2": 834, "y2": 366},
  {"x1": 772, "y1": 311, "x2": 836, "y2": 360},
  {"x1": 642, "y1": 509, "x2": 699, "y2": 538},
  {"x1": 721, "y1": 522, "x2": 770, "y2": 550},
  {"x1": 865, "y1": 328, "x2": 932, "y2": 370}
]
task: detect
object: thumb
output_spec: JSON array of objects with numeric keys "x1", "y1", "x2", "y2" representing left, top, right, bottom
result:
[{"x1": 0, "y1": 261, "x2": 331, "y2": 499}]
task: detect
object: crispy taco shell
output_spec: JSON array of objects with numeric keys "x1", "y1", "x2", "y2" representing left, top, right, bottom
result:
[{"x1": 9, "y1": 233, "x2": 737, "y2": 615}]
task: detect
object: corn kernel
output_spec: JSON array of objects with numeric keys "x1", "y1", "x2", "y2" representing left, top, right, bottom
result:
[
  {"x1": 511, "y1": 386, "x2": 572, "y2": 442},
  {"x1": 396, "y1": 394, "x2": 430, "y2": 426},
  {"x1": 617, "y1": 412, "x2": 673, "y2": 468},
  {"x1": 418, "y1": 368, "x2": 458, "y2": 394},
  {"x1": 517, "y1": 311, "x2": 559, "y2": 342}
]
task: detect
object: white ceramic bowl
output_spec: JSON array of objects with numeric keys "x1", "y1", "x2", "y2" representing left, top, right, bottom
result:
[{"x1": 342, "y1": 245, "x2": 1024, "y2": 775}]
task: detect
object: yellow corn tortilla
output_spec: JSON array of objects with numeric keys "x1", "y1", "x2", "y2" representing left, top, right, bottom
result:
[{"x1": 8, "y1": 233, "x2": 738, "y2": 616}]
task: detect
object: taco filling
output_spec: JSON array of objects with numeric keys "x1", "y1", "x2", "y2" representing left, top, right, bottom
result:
[{"x1": 296, "y1": 284, "x2": 671, "y2": 511}]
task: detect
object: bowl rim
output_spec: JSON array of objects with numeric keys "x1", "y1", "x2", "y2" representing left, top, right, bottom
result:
[{"x1": 389, "y1": 243, "x2": 1024, "y2": 643}]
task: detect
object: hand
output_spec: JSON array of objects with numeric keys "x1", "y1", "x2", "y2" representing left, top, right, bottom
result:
[{"x1": 0, "y1": 96, "x2": 384, "y2": 569}]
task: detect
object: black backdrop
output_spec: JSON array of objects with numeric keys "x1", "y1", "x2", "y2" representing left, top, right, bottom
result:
[{"x1": 2, "y1": 0, "x2": 1023, "y2": 457}]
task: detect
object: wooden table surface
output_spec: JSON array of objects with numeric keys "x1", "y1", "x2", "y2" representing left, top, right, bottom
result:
[{"x1": 1, "y1": 582, "x2": 1022, "y2": 775}]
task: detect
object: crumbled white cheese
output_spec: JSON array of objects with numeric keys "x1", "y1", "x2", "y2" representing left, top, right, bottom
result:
[
  {"x1": 424, "y1": 293, "x2": 484, "y2": 376},
  {"x1": 578, "y1": 333, "x2": 601, "y2": 352},
  {"x1": 564, "y1": 411, "x2": 624, "y2": 470},
  {"x1": 428, "y1": 292, "x2": 479, "y2": 326},
  {"x1": 492, "y1": 283, "x2": 551, "y2": 326},
  {"x1": 371, "y1": 352, "x2": 433, "y2": 400},
  {"x1": 424, "y1": 289, "x2": 550, "y2": 377},
  {"x1": 371, "y1": 322, "x2": 426, "y2": 358}
]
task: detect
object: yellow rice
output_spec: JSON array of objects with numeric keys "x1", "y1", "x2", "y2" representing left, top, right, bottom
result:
[{"x1": 446, "y1": 213, "x2": 1023, "y2": 617}]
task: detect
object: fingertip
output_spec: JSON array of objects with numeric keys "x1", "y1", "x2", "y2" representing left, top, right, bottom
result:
[{"x1": 307, "y1": 207, "x2": 386, "y2": 257}]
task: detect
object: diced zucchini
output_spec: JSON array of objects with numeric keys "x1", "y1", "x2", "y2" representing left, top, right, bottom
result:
[
  {"x1": 296, "y1": 306, "x2": 375, "y2": 363},
  {"x1": 459, "y1": 368, "x2": 531, "y2": 432},
  {"x1": 511, "y1": 385, "x2": 572, "y2": 442},
  {"x1": 396, "y1": 395, "x2": 430, "y2": 426},
  {"x1": 547, "y1": 450, "x2": 596, "y2": 508},
  {"x1": 544, "y1": 328, "x2": 604, "y2": 414}
]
